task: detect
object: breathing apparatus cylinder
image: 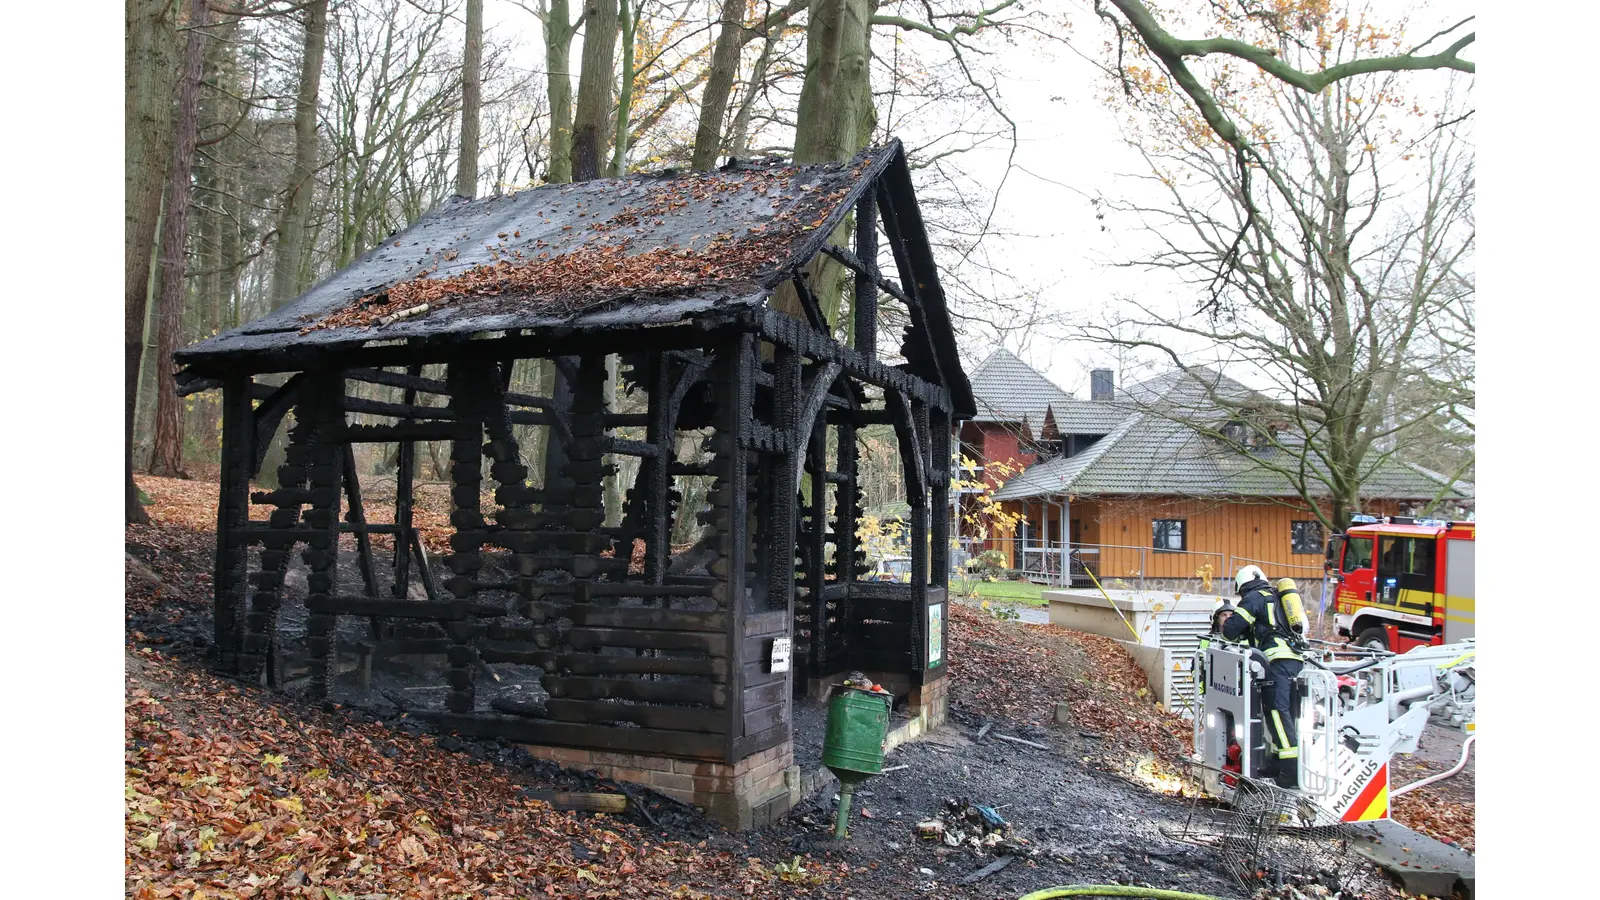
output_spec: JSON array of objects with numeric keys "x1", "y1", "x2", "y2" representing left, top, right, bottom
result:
[{"x1": 1276, "y1": 577, "x2": 1308, "y2": 637}]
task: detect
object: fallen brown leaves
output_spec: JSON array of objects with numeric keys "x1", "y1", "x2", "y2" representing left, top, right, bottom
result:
[
  {"x1": 946, "y1": 603, "x2": 1191, "y2": 759},
  {"x1": 304, "y1": 157, "x2": 871, "y2": 334},
  {"x1": 125, "y1": 648, "x2": 852, "y2": 899},
  {"x1": 1392, "y1": 789, "x2": 1475, "y2": 852}
]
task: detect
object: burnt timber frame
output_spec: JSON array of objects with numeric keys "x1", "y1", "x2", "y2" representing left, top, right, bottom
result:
[{"x1": 176, "y1": 140, "x2": 973, "y2": 768}]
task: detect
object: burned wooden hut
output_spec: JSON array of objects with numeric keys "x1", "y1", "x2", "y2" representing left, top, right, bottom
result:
[{"x1": 174, "y1": 139, "x2": 974, "y2": 827}]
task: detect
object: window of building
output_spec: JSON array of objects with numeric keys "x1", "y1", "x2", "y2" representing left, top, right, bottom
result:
[
  {"x1": 1152, "y1": 519, "x2": 1186, "y2": 552},
  {"x1": 1291, "y1": 520, "x2": 1324, "y2": 555}
]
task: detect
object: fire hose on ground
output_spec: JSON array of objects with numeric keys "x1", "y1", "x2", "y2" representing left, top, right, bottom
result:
[
  {"x1": 1390, "y1": 733, "x2": 1475, "y2": 798},
  {"x1": 1017, "y1": 887, "x2": 1226, "y2": 900}
]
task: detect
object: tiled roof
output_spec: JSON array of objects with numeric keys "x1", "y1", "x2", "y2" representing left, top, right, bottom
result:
[
  {"x1": 969, "y1": 349, "x2": 1077, "y2": 425},
  {"x1": 991, "y1": 368, "x2": 1472, "y2": 503}
]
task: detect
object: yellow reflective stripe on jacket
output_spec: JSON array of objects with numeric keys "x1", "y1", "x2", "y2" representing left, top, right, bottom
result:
[
  {"x1": 1233, "y1": 607, "x2": 1257, "y2": 624},
  {"x1": 1264, "y1": 637, "x2": 1302, "y2": 662}
]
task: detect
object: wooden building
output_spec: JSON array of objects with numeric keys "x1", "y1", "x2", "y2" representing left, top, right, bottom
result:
[
  {"x1": 172, "y1": 141, "x2": 974, "y2": 828},
  {"x1": 960, "y1": 353, "x2": 1471, "y2": 586}
]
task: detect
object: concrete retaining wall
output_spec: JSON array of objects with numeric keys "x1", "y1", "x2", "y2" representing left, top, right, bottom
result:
[{"x1": 1114, "y1": 639, "x2": 1173, "y2": 710}]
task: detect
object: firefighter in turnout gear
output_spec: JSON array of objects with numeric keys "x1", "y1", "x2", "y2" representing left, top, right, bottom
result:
[
  {"x1": 1197, "y1": 600, "x2": 1237, "y2": 699},
  {"x1": 1221, "y1": 565, "x2": 1306, "y2": 788}
]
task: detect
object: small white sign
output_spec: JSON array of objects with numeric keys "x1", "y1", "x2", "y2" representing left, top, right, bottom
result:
[{"x1": 770, "y1": 637, "x2": 792, "y2": 674}]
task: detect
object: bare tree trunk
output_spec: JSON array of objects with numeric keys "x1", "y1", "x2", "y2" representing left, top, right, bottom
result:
[
  {"x1": 261, "y1": 0, "x2": 329, "y2": 488},
  {"x1": 149, "y1": 0, "x2": 209, "y2": 479},
  {"x1": 690, "y1": 0, "x2": 747, "y2": 171},
  {"x1": 607, "y1": 0, "x2": 636, "y2": 176},
  {"x1": 270, "y1": 0, "x2": 329, "y2": 307},
  {"x1": 774, "y1": 0, "x2": 874, "y2": 332},
  {"x1": 456, "y1": 0, "x2": 483, "y2": 197},
  {"x1": 571, "y1": 0, "x2": 619, "y2": 181},
  {"x1": 793, "y1": 0, "x2": 873, "y2": 164},
  {"x1": 727, "y1": 26, "x2": 777, "y2": 159},
  {"x1": 126, "y1": 0, "x2": 181, "y2": 522},
  {"x1": 544, "y1": 0, "x2": 576, "y2": 184}
]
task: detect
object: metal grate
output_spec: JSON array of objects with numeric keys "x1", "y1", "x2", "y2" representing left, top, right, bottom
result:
[{"x1": 1167, "y1": 774, "x2": 1379, "y2": 897}]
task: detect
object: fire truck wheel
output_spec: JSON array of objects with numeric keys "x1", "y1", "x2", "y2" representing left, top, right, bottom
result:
[{"x1": 1356, "y1": 625, "x2": 1390, "y2": 651}]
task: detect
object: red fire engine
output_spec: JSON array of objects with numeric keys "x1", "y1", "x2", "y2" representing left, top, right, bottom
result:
[{"x1": 1326, "y1": 517, "x2": 1475, "y2": 653}]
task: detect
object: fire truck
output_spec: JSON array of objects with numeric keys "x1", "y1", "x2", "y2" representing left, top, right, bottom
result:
[{"x1": 1325, "y1": 516, "x2": 1475, "y2": 652}]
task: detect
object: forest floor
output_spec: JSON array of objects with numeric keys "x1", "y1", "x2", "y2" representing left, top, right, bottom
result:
[{"x1": 126, "y1": 475, "x2": 1472, "y2": 899}]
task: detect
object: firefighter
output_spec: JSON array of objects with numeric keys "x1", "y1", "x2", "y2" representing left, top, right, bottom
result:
[
  {"x1": 1222, "y1": 565, "x2": 1305, "y2": 788},
  {"x1": 1197, "y1": 600, "x2": 1237, "y2": 698}
]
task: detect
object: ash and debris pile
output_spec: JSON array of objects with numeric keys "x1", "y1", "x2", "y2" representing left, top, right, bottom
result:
[{"x1": 915, "y1": 798, "x2": 1033, "y2": 857}]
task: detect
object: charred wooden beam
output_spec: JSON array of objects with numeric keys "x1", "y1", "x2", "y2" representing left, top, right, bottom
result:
[
  {"x1": 606, "y1": 438, "x2": 659, "y2": 458},
  {"x1": 250, "y1": 373, "x2": 305, "y2": 476},
  {"x1": 789, "y1": 271, "x2": 829, "y2": 334},
  {"x1": 756, "y1": 308, "x2": 953, "y2": 412},
  {"x1": 333, "y1": 421, "x2": 479, "y2": 443},
  {"x1": 300, "y1": 374, "x2": 346, "y2": 699},
  {"x1": 305, "y1": 597, "x2": 504, "y2": 619},
  {"x1": 440, "y1": 360, "x2": 494, "y2": 713},
  {"x1": 853, "y1": 191, "x2": 880, "y2": 358},
  {"x1": 556, "y1": 653, "x2": 729, "y2": 681},
  {"x1": 542, "y1": 676, "x2": 727, "y2": 707},
  {"x1": 341, "y1": 443, "x2": 381, "y2": 602},
  {"x1": 213, "y1": 375, "x2": 254, "y2": 671},
  {"x1": 342, "y1": 396, "x2": 458, "y2": 420},
  {"x1": 420, "y1": 714, "x2": 728, "y2": 761},
  {"x1": 392, "y1": 364, "x2": 422, "y2": 598}
]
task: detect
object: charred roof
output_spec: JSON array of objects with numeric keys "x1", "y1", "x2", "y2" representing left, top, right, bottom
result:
[{"x1": 175, "y1": 139, "x2": 974, "y2": 417}]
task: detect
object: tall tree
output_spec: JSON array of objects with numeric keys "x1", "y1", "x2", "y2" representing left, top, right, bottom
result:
[
  {"x1": 607, "y1": 0, "x2": 637, "y2": 176},
  {"x1": 1082, "y1": 7, "x2": 1475, "y2": 529},
  {"x1": 690, "y1": 0, "x2": 748, "y2": 170},
  {"x1": 126, "y1": 0, "x2": 181, "y2": 522},
  {"x1": 456, "y1": 0, "x2": 484, "y2": 197},
  {"x1": 270, "y1": 0, "x2": 329, "y2": 307},
  {"x1": 571, "y1": 0, "x2": 620, "y2": 180},
  {"x1": 537, "y1": 0, "x2": 578, "y2": 184},
  {"x1": 793, "y1": 0, "x2": 873, "y2": 164},
  {"x1": 149, "y1": 0, "x2": 210, "y2": 478}
]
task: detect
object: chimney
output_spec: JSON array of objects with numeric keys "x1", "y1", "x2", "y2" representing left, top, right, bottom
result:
[{"x1": 1090, "y1": 368, "x2": 1115, "y2": 402}]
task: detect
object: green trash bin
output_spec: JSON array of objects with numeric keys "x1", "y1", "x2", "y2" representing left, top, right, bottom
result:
[{"x1": 822, "y1": 686, "x2": 891, "y2": 838}]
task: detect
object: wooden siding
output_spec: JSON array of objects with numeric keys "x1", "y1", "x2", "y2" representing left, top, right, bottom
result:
[{"x1": 996, "y1": 496, "x2": 1416, "y2": 580}]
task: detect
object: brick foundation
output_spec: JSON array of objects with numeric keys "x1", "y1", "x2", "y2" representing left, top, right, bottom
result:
[{"x1": 519, "y1": 742, "x2": 800, "y2": 830}]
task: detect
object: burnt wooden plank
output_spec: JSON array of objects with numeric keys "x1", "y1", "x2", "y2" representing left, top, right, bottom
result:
[
  {"x1": 542, "y1": 675, "x2": 726, "y2": 707},
  {"x1": 741, "y1": 701, "x2": 788, "y2": 740},
  {"x1": 556, "y1": 653, "x2": 729, "y2": 681},
  {"x1": 342, "y1": 396, "x2": 459, "y2": 420},
  {"x1": 575, "y1": 582, "x2": 717, "y2": 599},
  {"x1": 549, "y1": 604, "x2": 727, "y2": 632},
  {"x1": 742, "y1": 678, "x2": 787, "y2": 711},
  {"x1": 744, "y1": 610, "x2": 789, "y2": 637},
  {"x1": 375, "y1": 638, "x2": 452, "y2": 657},
  {"x1": 732, "y1": 721, "x2": 791, "y2": 760},
  {"x1": 566, "y1": 627, "x2": 727, "y2": 656},
  {"x1": 334, "y1": 421, "x2": 479, "y2": 443},
  {"x1": 422, "y1": 714, "x2": 728, "y2": 760},
  {"x1": 305, "y1": 597, "x2": 477, "y2": 619},
  {"x1": 849, "y1": 581, "x2": 922, "y2": 601},
  {"x1": 543, "y1": 698, "x2": 727, "y2": 733},
  {"x1": 849, "y1": 596, "x2": 914, "y2": 623},
  {"x1": 477, "y1": 646, "x2": 558, "y2": 667},
  {"x1": 606, "y1": 438, "x2": 659, "y2": 458}
]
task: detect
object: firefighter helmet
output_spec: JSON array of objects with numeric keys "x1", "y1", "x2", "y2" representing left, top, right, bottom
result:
[
  {"x1": 1234, "y1": 564, "x2": 1267, "y2": 592},
  {"x1": 1210, "y1": 600, "x2": 1235, "y2": 633}
]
